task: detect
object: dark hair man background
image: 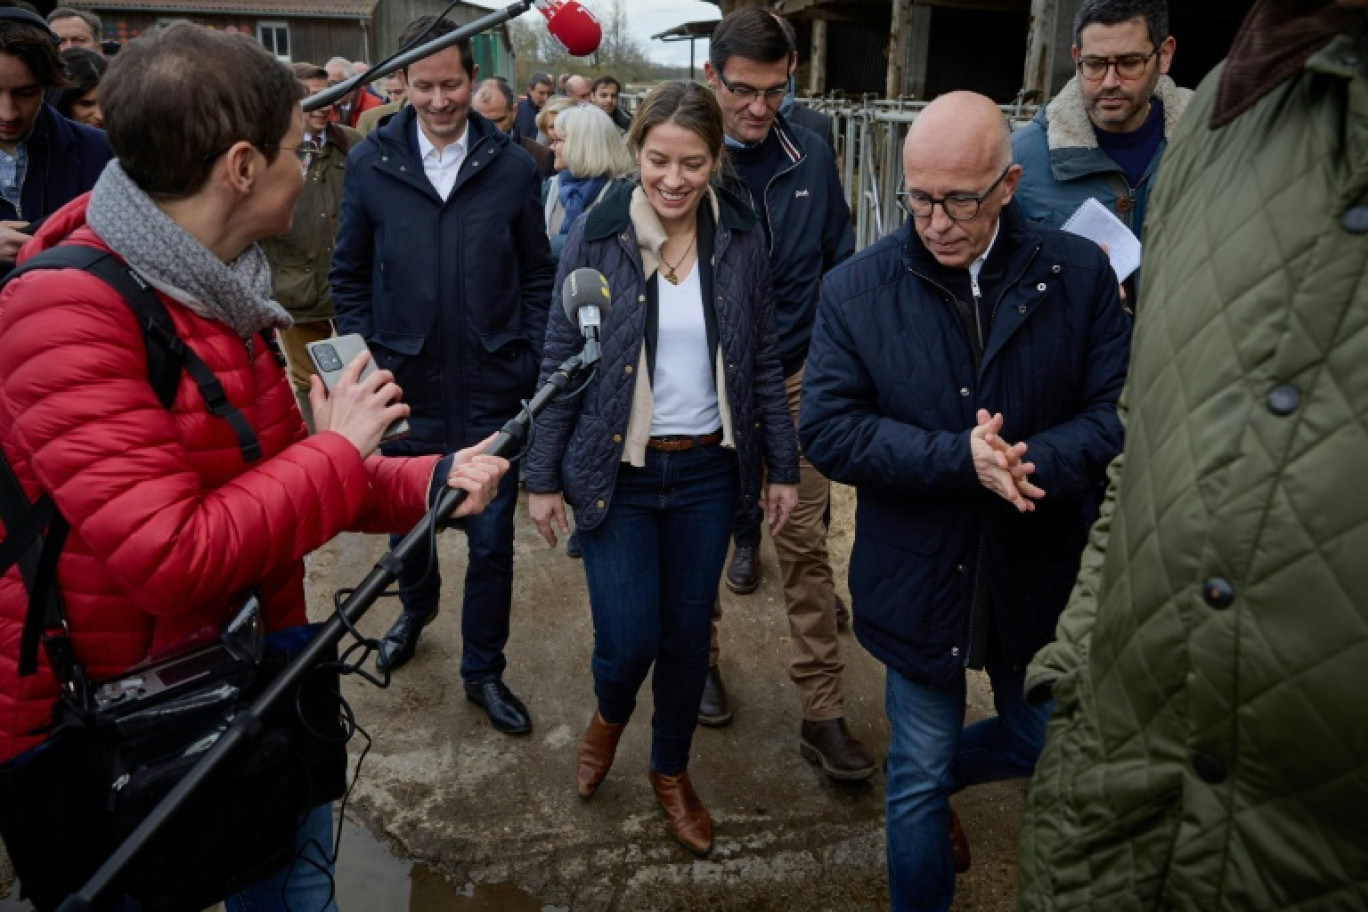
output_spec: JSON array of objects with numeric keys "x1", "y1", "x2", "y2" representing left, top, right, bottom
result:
[
  {"x1": 1011, "y1": 0, "x2": 1191, "y2": 264},
  {"x1": 47, "y1": 6, "x2": 99, "y2": 52},
  {"x1": 473, "y1": 76, "x2": 554, "y2": 180},
  {"x1": 331, "y1": 15, "x2": 554, "y2": 734},
  {"x1": 590, "y1": 74, "x2": 629, "y2": 130},
  {"x1": 514, "y1": 70, "x2": 552, "y2": 140},
  {"x1": 801, "y1": 92, "x2": 1130, "y2": 910},
  {"x1": 0, "y1": 0, "x2": 111, "y2": 264},
  {"x1": 699, "y1": 8, "x2": 862, "y2": 779}
]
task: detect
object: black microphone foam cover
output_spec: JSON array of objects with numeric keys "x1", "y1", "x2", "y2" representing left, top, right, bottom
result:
[{"x1": 562, "y1": 267, "x2": 611, "y2": 323}]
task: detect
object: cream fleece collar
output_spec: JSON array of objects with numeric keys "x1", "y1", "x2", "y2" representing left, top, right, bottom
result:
[{"x1": 1045, "y1": 75, "x2": 1193, "y2": 152}]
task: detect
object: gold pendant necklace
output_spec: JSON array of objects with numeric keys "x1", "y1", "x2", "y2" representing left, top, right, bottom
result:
[{"x1": 660, "y1": 233, "x2": 697, "y2": 285}]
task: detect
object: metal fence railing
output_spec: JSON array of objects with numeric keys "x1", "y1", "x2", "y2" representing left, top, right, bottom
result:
[{"x1": 805, "y1": 97, "x2": 1040, "y2": 250}]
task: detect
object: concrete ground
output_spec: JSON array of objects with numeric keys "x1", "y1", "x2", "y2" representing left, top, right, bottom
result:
[
  {"x1": 0, "y1": 485, "x2": 1025, "y2": 911},
  {"x1": 303, "y1": 484, "x2": 1024, "y2": 911}
]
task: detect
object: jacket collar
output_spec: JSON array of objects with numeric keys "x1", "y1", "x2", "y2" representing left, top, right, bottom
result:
[
  {"x1": 323, "y1": 121, "x2": 355, "y2": 156},
  {"x1": 902, "y1": 200, "x2": 1042, "y2": 278},
  {"x1": 584, "y1": 179, "x2": 756, "y2": 242},
  {"x1": 1041, "y1": 75, "x2": 1192, "y2": 154},
  {"x1": 372, "y1": 105, "x2": 508, "y2": 163}
]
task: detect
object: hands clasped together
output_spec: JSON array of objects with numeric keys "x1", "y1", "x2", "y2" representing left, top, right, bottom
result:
[{"x1": 970, "y1": 408, "x2": 1045, "y2": 513}]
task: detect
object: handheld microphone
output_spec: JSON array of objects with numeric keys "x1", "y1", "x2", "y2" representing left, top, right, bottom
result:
[
  {"x1": 535, "y1": 0, "x2": 602, "y2": 57},
  {"x1": 562, "y1": 268, "x2": 611, "y2": 343}
]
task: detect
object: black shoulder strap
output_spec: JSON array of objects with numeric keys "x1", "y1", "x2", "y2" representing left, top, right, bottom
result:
[
  {"x1": 8, "y1": 246, "x2": 262, "y2": 459},
  {"x1": 0, "y1": 246, "x2": 266, "y2": 683}
]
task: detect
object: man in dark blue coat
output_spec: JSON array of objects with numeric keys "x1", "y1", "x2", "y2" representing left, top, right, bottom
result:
[
  {"x1": 700, "y1": 10, "x2": 865, "y2": 780},
  {"x1": 331, "y1": 16, "x2": 553, "y2": 735},
  {"x1": 0, "y1": 4, "x2": 111, "y2": 264},
  {"x1": 800, "y1": 92, "x2": 1130, "y2": 911}
]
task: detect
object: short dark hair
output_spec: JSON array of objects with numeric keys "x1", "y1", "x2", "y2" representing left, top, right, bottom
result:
[
  {"x1": 628, "y1": 80, "x2": 724, "y2": 164},
  {"x1": 0, "y1": 1, "x2": 69, "y2": 90},
  {"x1": 290, "y1": 61, "x2": 327, "y2": 83},
  {"x1": 709, "y1": 8, "x2": 792, "y2": 73},
  {"x1": 590, "y1": 75, "x2": 620, "y2": 94},
  {"x1": 48, "y1": 7, "x2": 100, "y2": 40},
  {"x1": 47, "y1": 45, "x2": 103, "y2": 117},
  {"x1": 101, "y1": 22, "x2": 302, "y2": 199},
  {"x1": 396, "y1": 16, "x2": 473, "y2": 78},
  {"x1": 528, "y1": 71, "x2": 551, "y2": 91},
  {"x1": 1073, "y1": 0, "x2": 1170, "y2": 49}
]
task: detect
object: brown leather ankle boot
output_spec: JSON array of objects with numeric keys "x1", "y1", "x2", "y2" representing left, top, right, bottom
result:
[
  {"x1": 649, "y1": 769, "x2": 713, "y2": 856},
  {"x1": 576, "y1": 711, "x2": 625, "y2": 799}
]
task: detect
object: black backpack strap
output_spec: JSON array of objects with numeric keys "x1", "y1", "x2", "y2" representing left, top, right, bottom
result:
[
  {"x1": 8, "y1": 247, "x2": 262, "y2": 461},
  {"x1": 0, "y1": 451, "x2": 69, "y2": 680}
]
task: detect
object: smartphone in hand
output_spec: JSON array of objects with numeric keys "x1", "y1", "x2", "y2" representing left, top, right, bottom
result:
[{"x1": 306, "y1": 334, "x2": 410, "y2": 442}]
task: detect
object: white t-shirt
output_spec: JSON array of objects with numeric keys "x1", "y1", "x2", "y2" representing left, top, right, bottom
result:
[{"x1": 650, "y1": 264, "x2": 721, "y2": 436}]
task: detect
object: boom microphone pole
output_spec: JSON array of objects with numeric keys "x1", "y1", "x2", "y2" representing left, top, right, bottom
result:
[
  {"x1": 304, "y1": 0, "x2": 602, "y2": 113},
  {"x1": 57, "y1": 271, "x2": 611, "y2": 912}
]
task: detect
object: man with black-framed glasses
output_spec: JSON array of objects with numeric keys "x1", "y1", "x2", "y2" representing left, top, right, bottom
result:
[
  {"x1": 698, "y1": 8, "x2": 864, "y2": 782},
  {"x1": 801, "y1": 91, "x2": 1130, "y2": 910},
  {"x1": 1012, "y1": 0, "x2": 1191, "y2": 283}
]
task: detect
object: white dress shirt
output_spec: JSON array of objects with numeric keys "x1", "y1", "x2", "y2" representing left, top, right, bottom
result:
[{"x1": 417, "y1": 121, "x2": 469, "y2": 201}]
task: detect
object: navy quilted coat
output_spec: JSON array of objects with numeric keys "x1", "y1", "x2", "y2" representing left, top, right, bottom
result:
[
  {"x1": 1019, "y1": 26, "x2": 1368, "y2": 911},
  {"x1": 523, "y1": 182, "x2": 799, "y2": 529},
  {"x1": 799, "y1": 202, "x2": 1131, "y2": 688}
]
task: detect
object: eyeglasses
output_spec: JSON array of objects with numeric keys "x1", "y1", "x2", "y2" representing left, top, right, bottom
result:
[
  {"x1": 897, "y1": 164, "x2": 1012, "y2": 221},
  {"x1": 1076, "y1": 48, "x2": 1159, "y2": 81},
  {"x1": 714, "y1": 68, "x2": 787, "y2": 106}
]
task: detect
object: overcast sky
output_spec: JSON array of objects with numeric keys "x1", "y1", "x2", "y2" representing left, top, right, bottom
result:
[{"x1": 465, "y1": 0, "x2": 721, "y2": 68}]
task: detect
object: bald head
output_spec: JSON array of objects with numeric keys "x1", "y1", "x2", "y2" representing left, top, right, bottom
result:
[
  {"x1": 901, "y1": 92, "x2": 1020, "y2": 269},
  {"x1": 904, "y1": 91, "x2": 1011, "y2": 178},
  {"x1": 474, "y1": 78, "x2": 515, "y2": 132},
  {"x1": 565, "y1": 75, "x2": 591, "y2": 102}
]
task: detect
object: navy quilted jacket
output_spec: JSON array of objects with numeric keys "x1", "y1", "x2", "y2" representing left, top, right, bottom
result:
[
  {"x1": 524, "y1": 182, "x2": 799, "y2": 530},
  {"x1": 800, "y1": 202, "x2": 1130, "y2": 687}
]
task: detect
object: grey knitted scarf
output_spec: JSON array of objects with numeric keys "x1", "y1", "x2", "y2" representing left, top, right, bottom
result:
[{"x1": 86, "y1": 160, "x2": 292, "y2": 340}]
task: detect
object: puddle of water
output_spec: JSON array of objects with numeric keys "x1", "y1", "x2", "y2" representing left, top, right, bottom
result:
[{"x1": 0, "y1": 816, "x2": 556, "y2": 912}]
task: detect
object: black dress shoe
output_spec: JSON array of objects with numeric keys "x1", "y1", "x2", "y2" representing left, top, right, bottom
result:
[
  {"x1": 697, "y1": 665, "x2": 733, "y2": 727},
  {"x1": 724, "y1": 544, "x2": 759, "y2": 594},
  {"x1": 465, "y1": 678, "x2": 532, "y2": 734},
  {"x1": 799, "y1": 718, "x2": 877, "y2": 781},
  {"x1": 834, "y1": 595, "x2": 851, "y2": 632},
  {"x1": 375, "y1": 608, "x2": 437, "y2": 673}
]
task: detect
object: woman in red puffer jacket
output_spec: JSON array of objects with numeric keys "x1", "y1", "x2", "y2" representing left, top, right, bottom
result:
[{"x1": 0, "y1": 24, "x2": 506, "y2": 911}]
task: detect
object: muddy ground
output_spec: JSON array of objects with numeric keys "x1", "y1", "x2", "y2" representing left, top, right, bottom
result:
[{"x1": 0, "y1": 484, "x2": 1024, "y2": 911}]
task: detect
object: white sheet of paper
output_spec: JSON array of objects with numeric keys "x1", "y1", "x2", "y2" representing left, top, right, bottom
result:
[{"x1": 1060, "y1": 196, "x2": 1141, "y2": 283}]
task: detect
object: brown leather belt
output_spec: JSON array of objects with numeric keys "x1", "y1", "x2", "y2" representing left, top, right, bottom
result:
[{"x1": 646, "y1": 430, "x2": 723, "y2": 452}]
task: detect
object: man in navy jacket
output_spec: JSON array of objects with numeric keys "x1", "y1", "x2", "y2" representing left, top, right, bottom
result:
[
  {"x1": 800, "y1": 92, "x2": 1130, "y2": 911},
  {"x1": 331, "y1": 16, "x2": 553, "y2": 735},
  {"x1": 0, "y1": 5, "x2": 110, "y2": 264},
  {"x1": 699, "y1": 10, "x2": 863, "y2": 779}
]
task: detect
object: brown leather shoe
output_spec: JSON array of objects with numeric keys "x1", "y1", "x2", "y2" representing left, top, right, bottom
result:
[
  {"x1": 576, "y1": 712, "x2": 625, "y2": 799},
  {"x1": 649, "y1": 769, "x2": 713, "y2": 856},
  {"x1": 950, "y1": 808, "x2": 971, "y2": 873},
  {"x1": 799, "y1": 718, "x2": 877, "y2": 781}
]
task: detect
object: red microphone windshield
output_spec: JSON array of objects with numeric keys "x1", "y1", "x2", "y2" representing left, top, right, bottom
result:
[{"x1": 542, "y1": 1, "x2": 602, "y2": 57}]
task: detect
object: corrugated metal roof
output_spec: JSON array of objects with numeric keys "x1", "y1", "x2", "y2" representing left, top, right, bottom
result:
[{"x1": 73, "y1": 0, "x2": 378, "y2": 18}]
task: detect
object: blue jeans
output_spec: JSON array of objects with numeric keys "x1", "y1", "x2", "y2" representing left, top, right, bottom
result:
[
  {"x1": 884, "y1": 647, "x2": 1053, "y2": 912},
  {"x1": 577, "y1": 443, "x2": 737, "y2": 775},
  {"x1": 389, "y1": 463, "x2": 518, "y2": 682},
  {"x1": 225, "y1": 802, "x2": 337, "y2": 912}
]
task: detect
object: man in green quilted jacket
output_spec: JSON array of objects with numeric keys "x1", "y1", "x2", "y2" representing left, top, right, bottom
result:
[{"x1": 1017, "y1": 1, "x2": 1368, "y2": 909}]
